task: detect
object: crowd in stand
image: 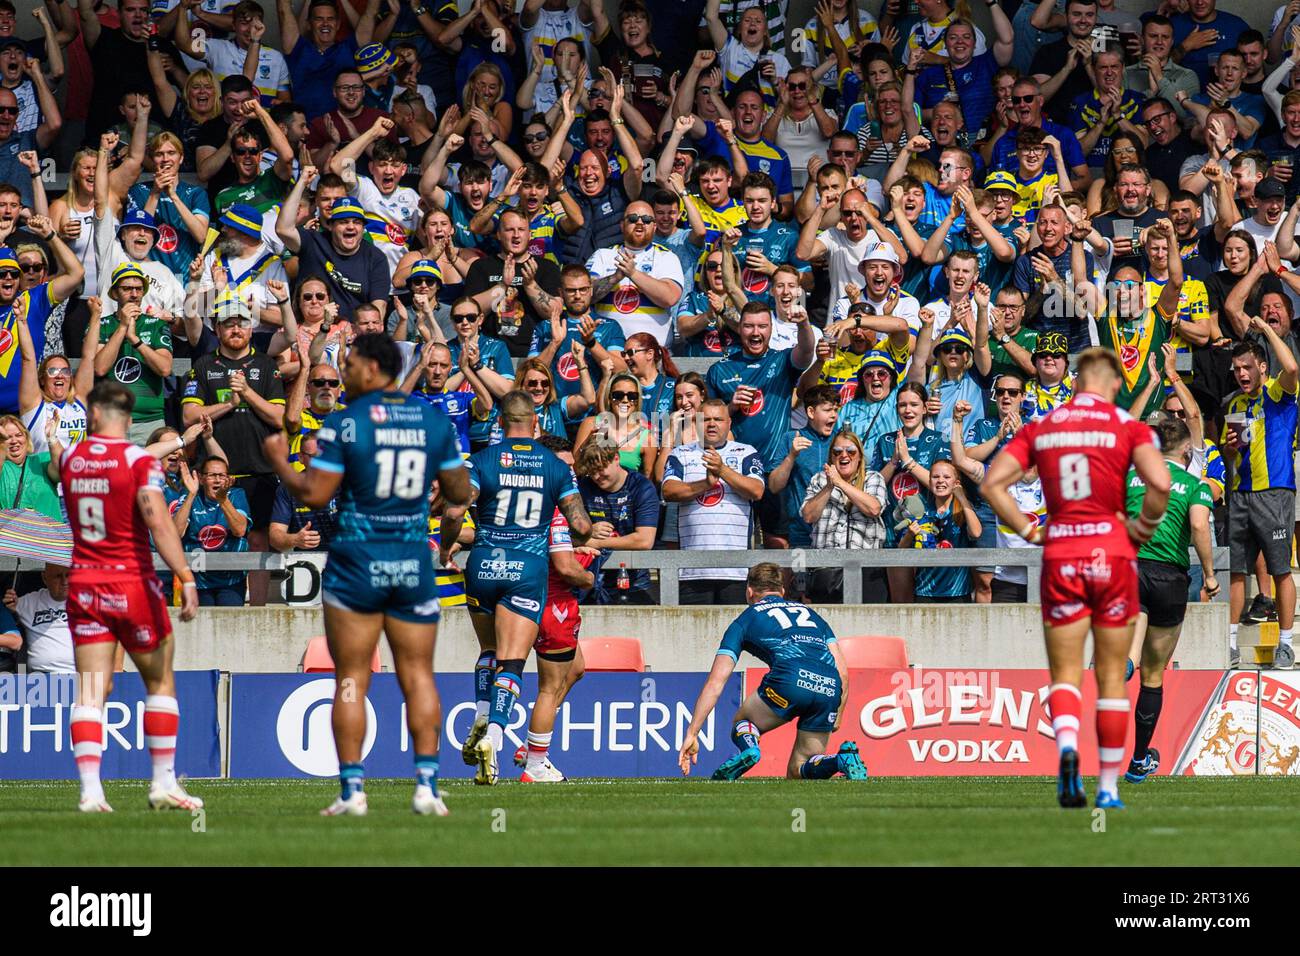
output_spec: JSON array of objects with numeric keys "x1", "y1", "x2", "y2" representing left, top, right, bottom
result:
[{"x1": 1, "y1": 0, "x2": 1299, "y2": 670}]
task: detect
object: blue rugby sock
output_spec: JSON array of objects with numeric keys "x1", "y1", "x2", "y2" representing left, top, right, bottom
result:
[
  {"x1": 799, "y1": 754, "x2": 840, "y2": 779},
  {"x1": 731, "y1": 720, "x2": 761, "y2": 753},
  {"x1": 474, "y1": 651, "x2": 496, "y2": 716},
  {"x1": 489, "y1": 658, "x2": 525, "y2": 736},
  {"x1": 415, "y1": 754, "x2": 439, "y2": 791},
  {"x1": 340, "y1": 762, "x2": 365, "y2": 799}
]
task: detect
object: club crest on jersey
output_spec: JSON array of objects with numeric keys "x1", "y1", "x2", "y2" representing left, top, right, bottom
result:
[
  {"x1": 613, "y1": 285, "x2": 641, "y2": 314},
  {"x1": 703, "y1": 328, "x2": 724, "y2": 352},
  {"x1": 557, "y1": 352, "x2": 580, "y2": 381},
  {"x1": 528, "y1": 237, "x2": 545, "y2": 257},
  {"x1": 369, "y1": 404, "x2": 389, "y2": 424},
  {"x1": 1119, "y1": 344, "x2": 1140, "y2": 371},
  {"x1": 838, "y1": 381, "x2": 858, "y2": 402},
  {"x1": 499, "y1": 452, "x2": 513, "y2": 468},
  {"x1": 385, "y1": 222, "x2": 407, "y2": 245},
  {"x1": 157, "y1": 223, "x2": 179, "y2": 254},
  {"x1": 695, "y1": 480, "x2": 725, "y2": 506}
]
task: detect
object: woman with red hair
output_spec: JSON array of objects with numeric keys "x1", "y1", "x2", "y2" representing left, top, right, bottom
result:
[{"x1": 622, "y1": 331, "x2": 679, "y2": 441}]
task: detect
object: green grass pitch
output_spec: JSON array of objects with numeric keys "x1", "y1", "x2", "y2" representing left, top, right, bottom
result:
[{"x1": 3, "y1": 776, "x2": 1298, "y2": 866}]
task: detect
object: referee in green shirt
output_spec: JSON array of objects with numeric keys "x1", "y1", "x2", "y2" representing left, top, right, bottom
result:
[{"x1": 1122, "y1": 415, "x2": 1218, "y2": 784}]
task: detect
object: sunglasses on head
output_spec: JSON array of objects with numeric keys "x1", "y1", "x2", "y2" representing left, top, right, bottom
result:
[
  {"x1": 309, "y1": 377, "x2": 341, "y2": 388},
  {"x1": 610, "y1": 390, "x2": 638, "y2": 402},
  {"x1": 624, "y1": 214, "x2": 655, "y2": 225}
]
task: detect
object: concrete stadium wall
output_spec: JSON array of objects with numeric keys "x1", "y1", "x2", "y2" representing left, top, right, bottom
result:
[{"x1": 162, "y1": 602, "x2": 1230, "y2": 672}]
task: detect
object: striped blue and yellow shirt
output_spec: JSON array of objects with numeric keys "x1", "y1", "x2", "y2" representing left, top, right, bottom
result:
[
  {"x1": 428, "y1": 512, "x2": 477, "y2": 607},
  {"x1": 686, "y1": 194, "x2": 748, "y2": 247},
  {"x1": 1222, "y1": 376, "x2": 1298, "y2": 492}
]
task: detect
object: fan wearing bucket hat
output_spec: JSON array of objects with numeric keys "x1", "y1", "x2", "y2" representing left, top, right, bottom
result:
[
  {"x1": 830, "y1": 242, "x2": 920, "y2": 349},
  {"x1": 1020, "y1": 331, "x2": 1075, "y2": 422},
  {"x1": 96, "y1": 263, "x2": 175, "y2": 443},
  {"x1": 95, "y1": 210, "x2": 185, "y2": 318},
  {"x1": 906, "y1": 311, "x2": 987, "y2": 449},
  {"x1": 355, "y1": 42, "x2": 398, "y2": 108},
  {"x1": 172, "y1": 0, "x2": 291, "y2": 105},
  {"x1": 276, "y1": 173, "x2": 391, "y2": 320},
  {"x1": 194, "y1": 203, "x2": 289, "y2": 343},
  {"x1": 837, "y1": 350, "x2": 904, "y2": 451},
  {"x1": 328, "y1": 115, "x2": 420, "y2": 273}
]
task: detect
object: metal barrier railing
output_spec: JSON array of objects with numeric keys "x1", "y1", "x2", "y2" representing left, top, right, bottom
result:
[{"x1": 1, "y1": 547, "x2": 1228, "y2": 607}]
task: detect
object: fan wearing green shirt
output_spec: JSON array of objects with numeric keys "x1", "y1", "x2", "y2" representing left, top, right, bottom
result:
[
  {"x1": 1122, "y1": 415, "x2": 1218, "y2": 785},
  {"x1": 0, "y1": 413, "x2": 63, "y2": 521},
  {"x1": 94, "y1": 264, "x2": 175, "y2": 444}
]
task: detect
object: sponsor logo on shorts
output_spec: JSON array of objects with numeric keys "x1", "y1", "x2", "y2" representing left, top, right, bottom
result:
[
  {"x1": 413, "y1": 598, "x2": 440, "y2": 617},
  {"x1": 74, "y1": 622, "x2": 109, "y2": 637},
  {"x1": 133, "y1": 626, "x2": 154, "y2": 645},
  {"x1": 509, "y1": 596, "x2": 540, "y2": 613},
  {"x1": 1049, "y1": 602, "x2": 1085, "y2": 620},
  {"x1": 1104, "y1": 598, "x2": 1129, "y2": 619},
  {"x1": 367, "y1": 558, "x2": 421, "y2": 588},
  {"x1": 764, "y1": 685, "x2": 789, "y2": 708},
  {"x1": 1274, "y1": 528, "x2": 1289, "y2": 541},
  {"x1": 797, "y1": 669, "x2": 839, "y2": 698},
  {"x1": 475, "y1": 557, "x2": 526, "y2": 581},
  {"x1": 99, "y1": 593, "x2": 128, "y2": 613}
]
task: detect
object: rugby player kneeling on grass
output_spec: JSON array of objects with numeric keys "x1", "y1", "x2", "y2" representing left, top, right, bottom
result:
[{"x1": 678, "y1": 563, "x2": 868, "y2": 781}]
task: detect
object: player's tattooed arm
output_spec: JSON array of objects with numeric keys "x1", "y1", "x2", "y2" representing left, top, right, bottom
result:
[{"x1": 558, "y1": 491, "x2": 593, "y2": 545}]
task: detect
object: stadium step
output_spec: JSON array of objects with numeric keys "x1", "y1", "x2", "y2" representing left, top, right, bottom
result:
[{"x1": 1236, "y1": 621, "x2": 1279, "y2": 667}]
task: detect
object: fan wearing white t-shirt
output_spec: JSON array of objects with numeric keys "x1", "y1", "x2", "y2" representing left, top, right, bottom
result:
[
  {"x1": 172, "y1": 1, "x2": 291, "y2": 104},
  {"x1": 795, "y1": 187, "x2": 906, "y2": 306},
  {"x1": 587, "y1": 200, "x2": 686, "y2": 346},
  {"x1": 4, "y1": 564, "x2": 74, "y2": 674},
  {"x1": 661, "y1": 398, "x2": 766, "y2": 606},
  {"x1": 328, "y1": 117, "x2": 421, "y2": 276}
]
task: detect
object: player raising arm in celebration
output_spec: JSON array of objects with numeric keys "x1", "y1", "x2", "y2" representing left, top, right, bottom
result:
[
  {"x1": 982, "y1": 349, "x2": 1171, "y2": 810},
  {"x1": 264, "y1": 334, "x2": 470, "y2": 817},
  {"x1": 678, "y1": 563, "x2": 869, "y2": 782},
  {"x1": 452, "y1": 391, "x2": 592, "y2": 786},
  {"x1": 62, "y1": 383, "x2": 201, "y2": 813}
]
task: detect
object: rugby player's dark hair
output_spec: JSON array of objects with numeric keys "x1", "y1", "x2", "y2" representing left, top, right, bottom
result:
[
  {"x1": 349, "y1": 333, "x2": 403, "y2": 381},
  {"x1": 1153, "y1": 416, "x2": 1191, "y2": 454},
  {"x1": 87, "y1": 381, "x2": 136, "y2": 419}
]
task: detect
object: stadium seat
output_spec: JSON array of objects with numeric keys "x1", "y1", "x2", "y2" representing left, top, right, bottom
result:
[
  {"x1": 301, "y1": 636, "x2": 382, "y2": 673},
  {"x1": 837, "y1": 636, "x2": 910, "y2": 669},
  {"x1": 580, "y1": 637, "x2": 646, "y2": 672}
]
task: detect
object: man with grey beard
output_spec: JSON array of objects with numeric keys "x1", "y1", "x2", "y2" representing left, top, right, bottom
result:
[{"x1": 189, "y1": 203, "x2": 289, "y2": 352}]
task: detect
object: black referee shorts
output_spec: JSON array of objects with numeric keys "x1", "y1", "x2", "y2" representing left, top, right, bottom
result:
[{"x1": 1138, "y1": 558, "x2": 1191, "y2": 629}]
